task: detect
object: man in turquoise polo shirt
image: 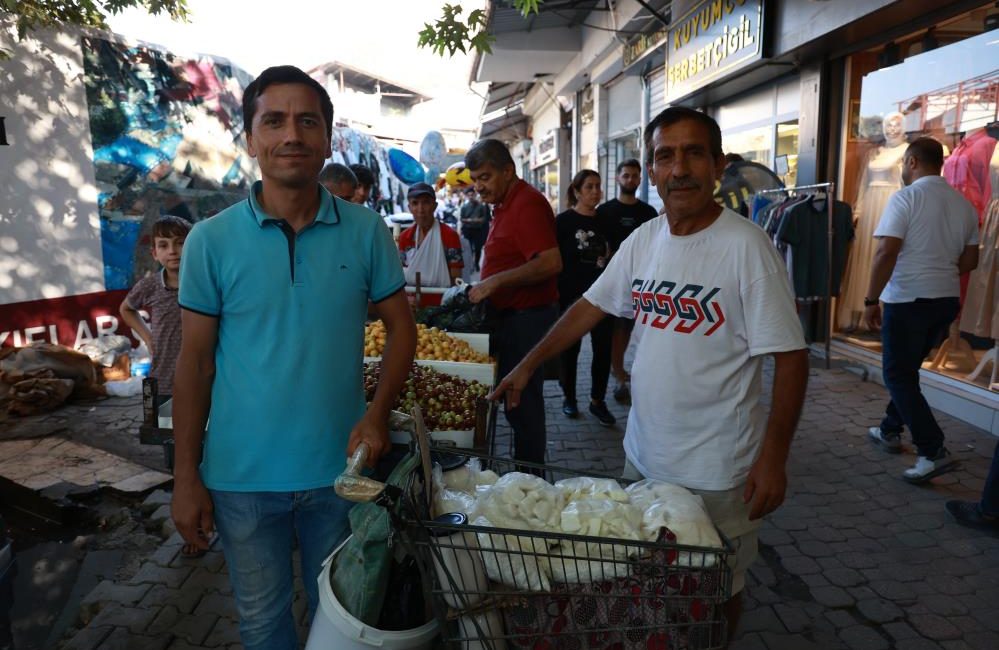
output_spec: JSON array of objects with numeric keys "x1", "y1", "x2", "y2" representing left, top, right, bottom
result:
[{"x1": 171, "y1": 65, "x2": 415, "y2": 650}]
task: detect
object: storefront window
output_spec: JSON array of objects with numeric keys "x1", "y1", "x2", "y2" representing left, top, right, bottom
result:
[
  {"x1": 776, "y1": 121, "x2": 799, "y2": 187},
  {"x1": 601, "y1": 133, "x2": 642, "y2": 200},
  {"x1": 532, "y1": 162, "x2": 560, "y2": 214},
  {"x1": 835, "y1": 9, "x2": 999, "y2": 391},
  {"x1": 724, "y1": 125, "x2": 772, "y2": 167}
]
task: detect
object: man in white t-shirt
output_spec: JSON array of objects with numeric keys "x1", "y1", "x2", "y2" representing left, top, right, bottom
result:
[
  {"x1": 490, "y1": 106, "x2": 809, "y2": 638},
  {"x1": 864, "y1": 137, "x2": 979, "y2": 483}
]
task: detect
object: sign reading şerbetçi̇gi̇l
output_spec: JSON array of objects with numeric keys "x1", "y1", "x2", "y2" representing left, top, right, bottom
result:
[{"x1": 665, "y1": 0, "x2": 765, "y2": 103}]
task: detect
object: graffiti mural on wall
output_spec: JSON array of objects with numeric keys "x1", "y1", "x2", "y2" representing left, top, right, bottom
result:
[{"x1": 81, "y1": 36, "x2": 257, "y2": 289}]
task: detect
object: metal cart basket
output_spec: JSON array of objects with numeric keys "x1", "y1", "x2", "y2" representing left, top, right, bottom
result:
[{"x1": 387, "y1": 446, "x2": 735, "y2": 650}]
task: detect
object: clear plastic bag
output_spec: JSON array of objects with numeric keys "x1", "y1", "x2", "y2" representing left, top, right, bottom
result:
[
  {"x1": 555, "y1": 476, "x2": 629, "y2": 503},
  {"x1": 473, "y1": 515, "x2": 552, "y2": 591},
  {"x1": 624, "y1": 478, "x2": 696, "y2": 511},
  {"x1": 476, "y1": 472, "x2": 565, "y2": 532},
  {"x1": 641, "y1": 495, "x2": 722, "y2": 567}
]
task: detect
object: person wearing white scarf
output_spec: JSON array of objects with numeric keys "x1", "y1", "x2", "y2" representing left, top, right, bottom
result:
[{"x1": 399, "y1": 182, "x2": 462, "y2": 288}]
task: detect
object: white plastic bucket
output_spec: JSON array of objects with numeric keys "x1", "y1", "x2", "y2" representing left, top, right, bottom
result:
[{"x1": 305, "y1": 538, "x2": 439, "y2": 650}]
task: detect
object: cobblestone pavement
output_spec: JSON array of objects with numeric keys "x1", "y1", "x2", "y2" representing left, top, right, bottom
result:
[{"x1": 40, "y1": 340, "x2": 999, "y2": 649}]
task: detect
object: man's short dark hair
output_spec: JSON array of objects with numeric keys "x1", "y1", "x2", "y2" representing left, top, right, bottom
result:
[
  {"x1": 616, "y1": 158, "x2": 642, "y2": 174},
  {"x1": 349, "y1": 164, "x2": 375, "y2": 189},
  {"x1": 465, "y1": 138, "x2": 515, "y2": 171},
  {"x1": 906, "y1": 137, "x2": 944, "y2": 170},
  {"x1": 644, "y1": 106, "x2": 723, "y2": 165},
  {"x1": 151, "y1": 215, "x2": 192, "y2": 240},
  {"x1": 242, "y1": 65, "x2": 334, "y2": 139},
  {"x1": 319, "y1": 163, "x2": 357, "y2": 189}
]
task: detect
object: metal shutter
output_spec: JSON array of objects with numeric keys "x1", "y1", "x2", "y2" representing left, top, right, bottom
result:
[{"x1": 644, "y1": 66, "x2": 667, "y2": 213}]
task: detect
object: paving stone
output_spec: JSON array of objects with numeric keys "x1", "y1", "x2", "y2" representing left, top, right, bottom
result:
[
  {"x1": 837, "y1": 552, "x2": 879, "y2": 570},
  {"x1": 965, "y1": 630, "x2": 999, "y2": 650},
  {"x1": 896, "y1": 531, "x2": 939, "y2": 548},
  {"x1": 195, "y1": 592, "x2": 240, "y2": 620},
  {"x1": 759, "y1": 631, "x2": 833, "y2": 650},
  {"x1": 881, "y1": 621, "x2": 920, "y2": 642},
  {"x1": 202, "y1": 616, "x2": 242, "y2": 647},
  {"x1": 781, "y1": 556, "x2": 821, "y2": 575},
  {"x1": 773, "y1": 603, "x2": 812, "y2": 633},
  {"x1": 810, "y1": 585, "x2": 855, "y2": 608},
  {"x1": 856, "y1": 598, "x2": 903, "y2": 624},
  {"x1": 182, "y1": 567, "x2": 234, "y2": 594},
  {"x1": 825, "y1": 567, "x2": 866, "y2": 588},
  {"x1": 738, "y1": 605, "x2": 785, "y2": 635},
  {"x1": 138, "y1": 584, "x2": 203, "y2": 615},
  {"x1": 838, "y1": 625, "x2": 890, "y2": 650},
  {"x1": 909, "y1": 613, "x2": 963, "y2": 641},
  {"x1": 88, "y1": 604, "x2": 158, "y2": 634},
  {"x1": 128, "y1": 562, "x2": 193, "y2": 589},
  {"x1": 824, "y1": 609, "x2": 856, "y2": 629},
  {"x1": 98, "y1": 627, "x2": 172, "y2": 650},
  {"x1": 729, "y1": 632, "x2": 769, "y2": 650},
  {"x1": 147, "y1": 605, "x2": 219, "y2": 645},
  {"x1": 868, "y1": 580, "x2": 917, "y2": 601},
  {"x1": 59, "y1": 626, "x2": 114, "y2": 650},
  {"x1": 79, "y1": 581, "x2": 153, "y2": 623}
]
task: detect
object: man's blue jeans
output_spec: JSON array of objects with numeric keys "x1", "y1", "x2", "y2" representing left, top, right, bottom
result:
[
  {"x1": 879, "y1": 298, "x2": 960, "y2": 457},
  {"x1": 210, "y1": 488, "x2": 352, "y2": 650}
]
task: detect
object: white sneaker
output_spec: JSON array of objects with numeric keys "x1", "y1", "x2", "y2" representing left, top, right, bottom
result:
[
  {"x1": 902, "y1": 447, "x2": 957, "y2": 484},
  {"x1": 867, "y1": 427, "x2": 902, "y2": 454}
]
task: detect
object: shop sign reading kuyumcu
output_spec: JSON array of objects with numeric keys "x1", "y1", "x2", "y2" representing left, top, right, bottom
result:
[{"x1": 665, "y1": 0, "x2": 765, "y2": 102}]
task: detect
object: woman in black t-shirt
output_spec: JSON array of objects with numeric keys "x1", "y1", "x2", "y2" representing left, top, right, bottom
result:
[{"x1": 555, "y1": 170, "x2": 616, "y2": 427}]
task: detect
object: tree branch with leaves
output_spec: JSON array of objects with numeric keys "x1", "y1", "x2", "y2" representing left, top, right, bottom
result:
[
  {"x1": 418, "y1": 0, "x2": 542, "y2": 56},
  {"x1": 1, "y1": 0, "x2": 189, "y2": 58}
]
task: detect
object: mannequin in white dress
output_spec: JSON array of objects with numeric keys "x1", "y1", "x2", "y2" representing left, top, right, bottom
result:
[{"x1": 838, "y1": 112, "x2": 908, "y2": 331}]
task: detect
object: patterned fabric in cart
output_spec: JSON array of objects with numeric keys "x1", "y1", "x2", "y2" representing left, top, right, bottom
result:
[{"x1": 501, "y1": 528, "x2": 725, "y2": 650}]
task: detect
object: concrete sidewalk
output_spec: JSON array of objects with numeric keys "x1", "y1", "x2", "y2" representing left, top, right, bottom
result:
[{"x1": 40, "y1": 343, "x2": 999, "y2": 649}]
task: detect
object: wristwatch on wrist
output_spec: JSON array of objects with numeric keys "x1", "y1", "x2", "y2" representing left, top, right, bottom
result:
[{"x1": 864, "y1": 298, "x2": 879, "y2": 307}]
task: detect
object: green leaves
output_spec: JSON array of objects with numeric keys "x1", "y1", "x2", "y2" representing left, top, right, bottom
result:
[
  {"x1": 419, "y1": 0, "x2": 543, "y2": 57},
  {"x1": 2, "y1": 1, "x2": 189, "y2": 59}
]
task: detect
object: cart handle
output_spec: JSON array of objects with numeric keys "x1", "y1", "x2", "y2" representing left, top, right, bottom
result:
[{"x1": 334, "y1": 443, "x2": 387, "y2": 502}]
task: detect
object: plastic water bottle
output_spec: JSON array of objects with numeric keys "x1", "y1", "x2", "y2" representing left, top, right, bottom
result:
[{"x1": 130, "y1": 343, "x2": 152, "y2": 377}]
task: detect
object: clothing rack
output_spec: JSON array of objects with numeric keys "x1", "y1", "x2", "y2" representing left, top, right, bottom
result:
[{"x1": 756, "y1": 182, "x2": 837, "y2": 369}]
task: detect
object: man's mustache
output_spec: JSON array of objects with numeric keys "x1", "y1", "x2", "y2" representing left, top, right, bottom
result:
[{"x1": 667, "y1": 179, "x2": 699, "y2": 190}]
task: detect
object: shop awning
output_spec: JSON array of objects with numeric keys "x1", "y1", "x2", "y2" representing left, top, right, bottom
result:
[
  {"x1": 479, "y1": 82, "x2": 530, "y2": 140},
  {"x1": 472, "y1": 1, "x2": 605, "y2": 83}
]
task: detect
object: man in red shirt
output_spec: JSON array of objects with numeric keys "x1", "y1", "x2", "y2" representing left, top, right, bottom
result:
[
  {"x1": 466, "y1": 139, "x2": 562, "y2": 464},
  {"x1": 398, "y1": 182, "x2": 463, "y2": 290}
]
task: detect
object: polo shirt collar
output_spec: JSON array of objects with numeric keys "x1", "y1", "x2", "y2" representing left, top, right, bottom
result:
[
  {"x1": 497, "y1": 178, "x2": 527, "y2": 210},
  {"x1": 247, "y1": 180, "x2": 341, "y2": 227}
]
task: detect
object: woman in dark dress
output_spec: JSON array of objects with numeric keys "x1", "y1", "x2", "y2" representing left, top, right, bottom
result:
[{"x1": 555, "y1": 169, "x2": 616, "y2": 426}]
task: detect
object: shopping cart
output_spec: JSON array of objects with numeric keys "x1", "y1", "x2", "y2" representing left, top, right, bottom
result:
[{"x1": 338, "y1": 429, "x2": 733, "y2": 650}]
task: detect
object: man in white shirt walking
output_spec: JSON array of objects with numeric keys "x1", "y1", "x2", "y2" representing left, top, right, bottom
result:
[
  {"x1": 489, "y1": 106, "x2": 809, "y2": 640},
  {"x1": 864, "y1": 137, "x2": 979, "y2": 483}
]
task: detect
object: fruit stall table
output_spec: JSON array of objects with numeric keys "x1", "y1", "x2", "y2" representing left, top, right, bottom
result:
[{"x1": 363, "y1": 323, "x2": 498, "y2": 455}]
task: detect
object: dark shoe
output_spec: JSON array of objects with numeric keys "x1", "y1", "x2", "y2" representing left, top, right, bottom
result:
[
  {"x1": 613, "y1": 381, "x2": 631, "y2": 404},
  {"x1": 946, "y1": 500, "x2": 999, "y2": 532},
  {"x1": 902, "y1": 447, "x2": 959, "y2": 484},
  {"x1": 562, "y1": 400, "x2": 579, "y2": 418},
  {"x1": 589, "y1": 401, "x2": 616, "y2": 427},
  {"x1": 867, "y1": 426, "x2": 903, "y2": 453}
]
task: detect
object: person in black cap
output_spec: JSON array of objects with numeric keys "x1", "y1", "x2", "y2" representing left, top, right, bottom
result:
[{"x1": 398, "y1": 182, "x2": 464, "y2": 289}]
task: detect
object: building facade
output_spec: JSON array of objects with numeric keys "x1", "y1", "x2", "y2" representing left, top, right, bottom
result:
[{"x1": 474, "y1": 0, "x2": 999, "y2": 433}]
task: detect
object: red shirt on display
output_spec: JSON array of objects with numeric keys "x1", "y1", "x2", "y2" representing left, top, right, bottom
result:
[{"x1": 480, "y1": 179, "x2": 559, "y2": 311}]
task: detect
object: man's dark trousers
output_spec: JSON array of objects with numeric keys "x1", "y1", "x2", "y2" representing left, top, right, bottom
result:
[
  {"x1": 496, "y1": 304, "x2": 558, "y2": 464},
  {"x1": 879, "y1": 297, "x2": 960, "y2": 457}
]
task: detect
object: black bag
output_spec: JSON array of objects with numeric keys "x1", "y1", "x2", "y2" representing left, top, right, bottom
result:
[{"x1": 416, "y1": 287, "x2": 497, "y2": 333}]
